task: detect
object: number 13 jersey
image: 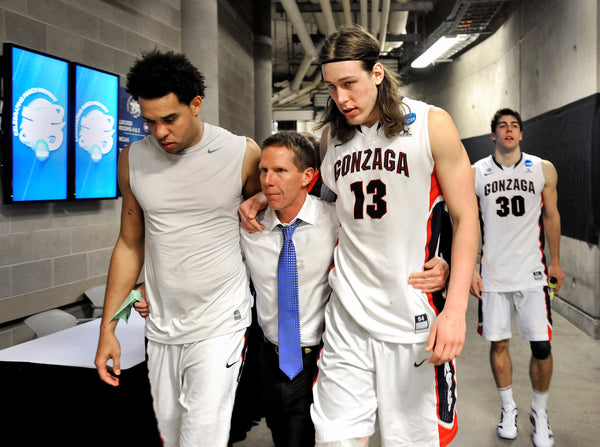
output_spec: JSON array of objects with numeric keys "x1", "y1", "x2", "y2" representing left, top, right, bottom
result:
[
  {"x1": 321, "y1": 98, "x2": 445, "y2": 344},
  {"x1": 474, "y1": 153, "x2": 547, "y2": 292}
]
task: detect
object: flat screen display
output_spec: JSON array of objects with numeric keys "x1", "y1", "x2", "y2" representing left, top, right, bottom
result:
[
  {"x1": 72, "y1": 64, "x2": 119, "y2": 199},
  {"x1": 2, "y1": 44, "x2": 70, "y2": 202}
]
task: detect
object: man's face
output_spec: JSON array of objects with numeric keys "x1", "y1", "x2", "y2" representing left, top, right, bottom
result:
[
  {"x1": 259, "y1": 145, "x2": 313, "y2": 219},
  {"x1": 492, "y1": 115, "x2": 523, "y2": 151},
  {"x1": 321, "y1": 60, "x2": 383, "y2": 127},
  {"x1": 139, "y1": 93, "x2": 202, "y2": 154}
]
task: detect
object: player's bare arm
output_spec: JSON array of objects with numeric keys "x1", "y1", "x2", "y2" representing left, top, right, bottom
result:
[
  {"x1": 469, "y1": 165, "x2": 484, "y2": 299},
  {"x1": 541, "y1": 159, "x2": 565, "y2": 291},
  {"x1": 426, "y1": 107, "x2": 479, "y2": 365},
  {"x1": 241, "y1": 137, "x2": 262, "y2": 199},
  {"x1": 94, "y1": 145, "x2": 145, "y2": 386}
]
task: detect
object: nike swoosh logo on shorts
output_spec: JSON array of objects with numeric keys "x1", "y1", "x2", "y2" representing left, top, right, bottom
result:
[
  {"x1": 226, "y1": 360, "x2": 240, "y2": 368},
  {"x1": 413, "y1": 359, "x2": 426, "y2": 367}
]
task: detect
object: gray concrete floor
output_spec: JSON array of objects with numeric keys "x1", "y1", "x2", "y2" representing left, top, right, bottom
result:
[{"x1": 235, "y1": 297, "x2": 600, "y2": 446}]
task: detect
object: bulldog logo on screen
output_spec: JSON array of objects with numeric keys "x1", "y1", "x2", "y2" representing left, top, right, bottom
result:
[
  {"x1": 18, "y1": 97, "x2": 66, "y2": 162},
  {"x1": 76, "y1": 105, "x2": 115, "y2": 163}
]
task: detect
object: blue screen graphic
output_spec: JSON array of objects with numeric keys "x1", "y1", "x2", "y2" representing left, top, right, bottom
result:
[
  {"x1": 74, "y1": 65, "x2": 119, "y2": 199},
  {"x1": 10, "y1": 47, "x2": 69, "y2": 201}
]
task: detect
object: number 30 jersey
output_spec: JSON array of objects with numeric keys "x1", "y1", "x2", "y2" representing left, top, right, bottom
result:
[
  {"x1": 474, "y1": 153, "x2": 547, "y2": 292},
  {"x1": 321, "y1": 98, "x2": 445, "y2": 344}
]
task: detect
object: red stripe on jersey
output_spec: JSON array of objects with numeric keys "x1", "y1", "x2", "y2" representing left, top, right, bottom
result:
[
  {"x1": 425, "y1": 169, "x2": 443, "y2": 312},
  {"x1": 307, "y1": 170, "x2": 320, "y2": 194}
]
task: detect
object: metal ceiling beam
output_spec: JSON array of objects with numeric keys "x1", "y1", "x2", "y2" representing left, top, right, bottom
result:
[{"x1": 275, "y1": 1, "x2": 433, "y2": 13}]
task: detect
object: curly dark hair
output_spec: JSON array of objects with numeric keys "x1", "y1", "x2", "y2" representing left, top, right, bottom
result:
[
  {"x1": 491, "y1": 108, "x2": 523, "y2": 133},
  {"x1": 261, "y1": 131, "x2": 319, "y2": 171},
  {"x1": 126, "y1": 49, "x2": 206, "y2": 105},
  {"x1": 318, "y1": 26, "x2": 407, "y2": 144}
]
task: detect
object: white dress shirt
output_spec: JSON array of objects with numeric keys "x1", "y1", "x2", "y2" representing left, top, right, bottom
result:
[{"x1": 240, "y1": 194, "x2": 339, "y2": 347}]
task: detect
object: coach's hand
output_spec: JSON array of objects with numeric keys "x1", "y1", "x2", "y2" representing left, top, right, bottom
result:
[{"x1": 408, "y1": 256, "x2": 449, "y2": 293}]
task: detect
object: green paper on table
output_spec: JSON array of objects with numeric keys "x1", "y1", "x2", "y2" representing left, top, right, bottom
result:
[{"x1": 111, "y1": 289, "x2": 142, "y2": 323}]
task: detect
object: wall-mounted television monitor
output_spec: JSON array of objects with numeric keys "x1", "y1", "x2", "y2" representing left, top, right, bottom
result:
[
  {"x1": 72, "y1": 63, "x2": 119, "y2": 200},
  {"x1": 2, "y1": 43, "x2": 70, "y2": 203}
]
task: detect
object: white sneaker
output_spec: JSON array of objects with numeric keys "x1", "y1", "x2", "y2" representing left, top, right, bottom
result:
[
  {"x1": 530, "y1": 408, "x2": 554, "y2": 447},
  {"x1": 497, "y1": 407, "x2": 518, "y2": 439}
]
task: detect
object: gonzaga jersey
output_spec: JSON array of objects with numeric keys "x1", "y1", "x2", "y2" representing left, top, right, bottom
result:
[
  {"x1": 321, "y1": 98, "x2": 446, "y2": 343},
  {"x1": 129, "y1": 124, "x2": 251, "y2": 344},
  {"x1": 474, "y1": 153, "x2": 547, "y2": 292}
]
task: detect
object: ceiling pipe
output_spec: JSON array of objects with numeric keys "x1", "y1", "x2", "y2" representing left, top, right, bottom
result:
[
  {"x1": 309, "y1": 0, "x2": 328, "y2": 35},
  {"x1": 370, "y1": 0, "x2": 380, "y2": 37},
  {"x1": 341, "y1": 0, "x2": 353, "y2": 26},
  {"x1": 280, "y1": 0, "x2": 316, "y2": 57},
  {"x1": 318, "y1": 0, "x2": 337, "y2": 35},
  {"x1": 378, "y1": 0, "x2": 391, "y2": 51},
  {"x1": 277, "y1": 72, "x2": 322, "y2": 106},
  {"x1": 360, "y1": 0, "x2": 369, "y2": 28},
  {"x1": 290, "y1": 53, "x2": 314, "y2": 92},
  {"x1": 273, "y1": 0, "x2": 319, "y2": 104},
  {"x1": 382, "y1": 9, "x2": 408, "y2": 54}
]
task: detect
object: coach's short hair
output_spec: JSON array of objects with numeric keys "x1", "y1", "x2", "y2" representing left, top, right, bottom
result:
[{"x1": 261, "y1": 131, "x2": 319, "y2": 171}]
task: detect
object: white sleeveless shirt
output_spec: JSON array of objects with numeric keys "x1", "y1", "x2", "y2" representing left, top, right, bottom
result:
[
  {"x1": 321, "y1": 98, "x2": 446, "y2": 343},
  {"x1": 129, "y1": 124, "x2": 251, "y2": 344},
  {"x1": 474, "y1": 153, "x2": 547, "y2": 292}
]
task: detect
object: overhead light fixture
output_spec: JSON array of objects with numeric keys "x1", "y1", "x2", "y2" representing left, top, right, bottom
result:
[{"x1": 411, "y1": 34, "x2": 479, "y2": 68}]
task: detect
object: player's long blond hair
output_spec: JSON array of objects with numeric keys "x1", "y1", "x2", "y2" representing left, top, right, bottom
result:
[{"x1": 318, "y1": 26, "x2": 408, "y2": 144}]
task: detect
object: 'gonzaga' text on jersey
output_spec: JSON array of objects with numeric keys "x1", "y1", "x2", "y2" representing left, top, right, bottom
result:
[{"x1": 321, "y1": 98, "x2": 446, "y2": 344}]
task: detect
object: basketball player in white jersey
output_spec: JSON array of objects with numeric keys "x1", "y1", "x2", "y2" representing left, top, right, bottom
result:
[
  {"x1": 94, "y1": 50, "x2": 261, "y2": 446},
  {"x1": 240, "y1": 26, "x2": 478, "y2": 447},
  {"x1": 471, "y1": 108, "x2": 565, "y2": 447}
]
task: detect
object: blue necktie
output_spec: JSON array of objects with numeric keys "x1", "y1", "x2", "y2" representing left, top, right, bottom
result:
[{"x1": 277, "y1": 219, "x2": 303, "y2": 380}]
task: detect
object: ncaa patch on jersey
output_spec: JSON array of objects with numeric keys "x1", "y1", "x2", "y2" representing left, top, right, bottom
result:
[
  {"x1": 414, "y1": 314, "x2": 429, "y2": 332},
  {"x1": 405, "y1": 112, "x2": 416, "y2": 125},
  {"x1": 533, "y1": 271, "x2": 544, "y2": 281}
]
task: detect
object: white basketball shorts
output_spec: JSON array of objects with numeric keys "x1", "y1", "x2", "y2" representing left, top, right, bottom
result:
[
  {"x1": 311, "y1": 297, "x2": 458, "y2": 447},
  {"x1": 146, "y1": 328, "x2": 246, "y2": 447},
  {"x1": 478, "y1": 286, "x2": 552, "y2": 342}
]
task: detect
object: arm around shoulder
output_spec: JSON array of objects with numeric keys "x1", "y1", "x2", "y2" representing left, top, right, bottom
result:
[{"x1": 242, "y1": 137, "x2": 262, "y2": 199}]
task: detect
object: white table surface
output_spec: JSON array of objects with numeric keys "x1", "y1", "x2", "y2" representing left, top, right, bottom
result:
[{"x1": 0, "y1": 311, "x2": 146, "y2": 369}]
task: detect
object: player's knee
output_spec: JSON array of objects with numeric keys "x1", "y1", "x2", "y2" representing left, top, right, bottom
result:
[{"x1": 530, "y1": 341, "x2": 551, "y2": 360}]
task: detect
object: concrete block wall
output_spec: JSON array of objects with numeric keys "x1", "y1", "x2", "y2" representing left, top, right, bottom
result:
[
  {"x1": 0, "y1": 0, "x2": 183, "y2": 348},
  {"x1": 403, "y1": 0, "x2": 600, "y2": 337}
]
